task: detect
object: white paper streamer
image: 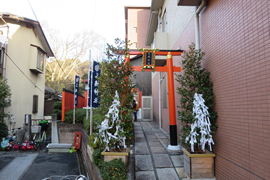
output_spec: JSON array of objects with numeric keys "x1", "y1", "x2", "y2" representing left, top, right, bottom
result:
[
  {"x1": 185, "y1": 93, "x2": 214, "y2": 152},
  {"x1": 95, "y1": 91, "x2": 126, "y2": 151}
]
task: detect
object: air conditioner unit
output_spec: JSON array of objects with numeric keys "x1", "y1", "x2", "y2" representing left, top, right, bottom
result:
[{"x1": 154, "y1": 32, "x2": 168, "y2": 49}]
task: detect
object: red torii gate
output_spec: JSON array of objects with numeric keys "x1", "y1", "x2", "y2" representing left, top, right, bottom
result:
[{"x1": 125, "y1": 49, "x2": 183, "y2": 150}]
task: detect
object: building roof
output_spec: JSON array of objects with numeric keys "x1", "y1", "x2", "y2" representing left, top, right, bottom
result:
[{"x1": 0, "y1": 12, "x2": 54, "y2": 57}]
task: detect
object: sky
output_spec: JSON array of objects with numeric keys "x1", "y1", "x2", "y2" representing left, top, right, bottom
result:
[{"x1": 0, "y1": 0, "x2": 151, "y2": 60}]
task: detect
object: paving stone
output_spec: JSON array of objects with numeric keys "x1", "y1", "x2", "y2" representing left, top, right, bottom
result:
[
  {"x1": 175, "y1": 167, "x2": 186, "y2": 178},
  {"x1": 156, "y1": 134, "x2": 167, "y2": 139},
  {"x1": 146, "y1": 138, "x2": 160, "y2": 142},
  {"x1": 135, "y1": 146, "x2": 150, "y2": 155},
  {"x1": 135, "y1": 131, "x2": 143, "y2": 134},
  {"x1": 135, "y1": 171, "x2": 156, "y2": 180},
  {"x1": 167, "y1": 149, "x2": 182, "y2": 155},
  {"x1": 150, "y1": 146, "x2": 167, "y2": 154},
  {"x1": 171, "y1": 155, "x2": 184, "y2": 167},
  {"x1": 156, "y1": 168, "x2": 179, "y2": 180},
  {"x1": 135, "y1": 142, "x2": 148, "y2": 147},
  {"x1": 144, "y1": 132, "x2": 154, "y2": 134},
  {"x1": 159, "y1": 138, "x2": 170, "y2": 147},
  {"x1": 148, "y1": 141, "x2": 162, "y2": 147},
  {"x1": 135, "y1": 134, "x2": 145, "y2": 138},
  {"x1": 135, "y1": 138, "x2": 146, "y2": 142},
  {"x1": 135, "y1": 155, "x2": 153, "y2": 171},
  {"x1": 154, "y1": 132, "x2": 164, "y2": 135},
  {"x1": 153, "y1": 154, "x2": 173, "y2": 168},
  {"x1": 146, "y1": 135, "x2": 156, "y2": 139},
  {"x1": 152, "y1": 129, "x2": 162, "y2": 133}
]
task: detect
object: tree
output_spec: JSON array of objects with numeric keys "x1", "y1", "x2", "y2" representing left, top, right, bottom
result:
[
  {"x1": 176, "y1": 43, "x2": 218, "y2": 152},
  {"x1": 0, "y1": 77, "x2": 11, "y2": 140},
  {"x1": 94, "y1": 38, "x2": 136, "y2": 150},
  {"x1": 42, "y1": 22, "x2": 106, "y2": 93},
  {"x1": 0, "y1": 77, "x2": 12, "y2": 123}
]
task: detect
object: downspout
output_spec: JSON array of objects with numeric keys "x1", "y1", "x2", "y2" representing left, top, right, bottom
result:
[
  {"x1": 158, "y1": 8, "x2": 162, "y2": 129},
  {"x1": 159, "y1": 72, "x2": 162, "y2": 128},
  {"x1": 0, "y1": 15, "x2": 9, "y2": 78},
  {"x1": 195, "y1": 0, "x2": 206, "y2": 50}
]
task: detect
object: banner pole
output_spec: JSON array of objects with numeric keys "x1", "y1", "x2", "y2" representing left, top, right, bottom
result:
[
  {"x1": 90, "y1": 62, "x2": 93, "y2": 135},
  {"x1": 73, "y1": 74, "x2": 75, "y2": 124}
]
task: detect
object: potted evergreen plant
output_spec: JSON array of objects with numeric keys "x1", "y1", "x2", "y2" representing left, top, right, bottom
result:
[
  {"x1": 94, "y1": 39, "x2": 136, "y2": 165},
  {"x1": 176, "y1": 43, "x2": 218, "y2": 179}
]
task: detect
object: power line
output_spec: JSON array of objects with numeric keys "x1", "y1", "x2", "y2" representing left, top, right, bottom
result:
[
  {"x1": 3, "y1": 51, "x2": 44, "y2": 93},
  {"x1": 28, "y1": 0, "x2": 39, "y2": 22}
]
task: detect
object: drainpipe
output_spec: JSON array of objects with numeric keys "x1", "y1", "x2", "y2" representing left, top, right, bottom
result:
[
  {"x1": 195, "y1": 0, "x2": 206, "y2": 51},
  {"x1": 159, "y1": 73, "x2": 165, "y2": 129},
  {"x1": 0, "y1": 15, "x2": 9, "y2": 78},
  {"x1": 159, "y1": 72, "x2": 162, "y2": 128}
]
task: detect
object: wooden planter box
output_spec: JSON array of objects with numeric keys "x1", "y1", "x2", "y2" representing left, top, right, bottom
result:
[
  {"x1": 182, "y1": 148, "x2": 215, "y2": 179},
  {"x1": 101, "y1": 148, "x2": 129, "y2": 166}
]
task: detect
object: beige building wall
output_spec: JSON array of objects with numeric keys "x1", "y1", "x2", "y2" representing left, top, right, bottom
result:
[
  {"x1": 150, "y1": 1, "x2": 195, "y2": 130},
  {"x1": 126, "y1": 7, "x2": 151, "y2": 49},
  {"x1": 3, "y1": 22, "x2": 47, "y2": 128},
  {"x1": 158, "y1": 1, "x2": 195, "y2": 49}
]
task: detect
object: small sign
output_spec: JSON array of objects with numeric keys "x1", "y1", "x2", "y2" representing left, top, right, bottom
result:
[{"x1": 139, "y1": 48, "x2": 159, "y2": 72}]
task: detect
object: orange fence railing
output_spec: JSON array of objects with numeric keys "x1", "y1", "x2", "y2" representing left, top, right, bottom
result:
[{"x1": 61, "y1": 89, "x2": 87, "y2": 122}]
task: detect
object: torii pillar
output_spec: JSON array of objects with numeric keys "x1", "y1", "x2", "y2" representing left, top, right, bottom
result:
[{"x1": 125, "y1": 50, "x2": 182, "y2": 150}]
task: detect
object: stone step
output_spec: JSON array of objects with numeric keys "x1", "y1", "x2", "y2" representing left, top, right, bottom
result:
[{"x1": 46, "y1": 143, "x2": 73, "y2": 153}]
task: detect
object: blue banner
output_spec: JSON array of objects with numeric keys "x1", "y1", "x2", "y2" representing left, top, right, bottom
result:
[
  {"x1": 91, "y1": 61, "x2": 100, "y2": 108},
  {"x1": 88, "y1": 71, "x2": 92, "y2": 107},
  {"x1": 74, "y1": 75, "x2": 80, "y2": 107}
]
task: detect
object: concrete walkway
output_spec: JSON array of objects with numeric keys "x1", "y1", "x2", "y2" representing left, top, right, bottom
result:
[
  {"x1": 0, "y1": 150, "x2": 80, "y2": 180},
  {"x1": 134, "y1": 121, "x2": 187, "y2": 180},
  {"x1": 0, "y1": 151, "x2": 38, "y2": 180}
]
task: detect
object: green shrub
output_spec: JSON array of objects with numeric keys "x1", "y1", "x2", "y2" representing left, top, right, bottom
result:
[
  {"x1": 92, "y1": 149, "x2": 103, "y2": 167},
  {"x1": 64, "y1": 108, "x2": 85, "y2": 124},
  {"x1": 0, "y1": 122, "x2": 8, "y2": 141},
  {"x1": 53, "y1": 101, "x2": 62, "y2": 110},
  {"x1": 88, "y1": 134, "x2": 98, "y2": 149},
  {"x1": 100, "y1": 158, "x2": 127, "y2": 180},
  {"x1": 0, "y1": 77, "x2": 12, "y2": 123},
  {"x1": 176, "y1": 43, "x2": 218, "y2": 150}
]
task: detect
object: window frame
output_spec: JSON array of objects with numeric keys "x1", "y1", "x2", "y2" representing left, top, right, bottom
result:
[
  {"x1": 37, "y1": 49, "x2": 45, "y2": 71},
  {"x1": 162, "y1": 10, "x2": 167, "y2": 33}
]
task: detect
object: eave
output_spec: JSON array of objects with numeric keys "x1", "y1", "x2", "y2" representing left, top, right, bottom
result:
[
  {"x1": 145, "y1": 0, "x2": 164, "y2": 46},
  {"x1": 0, "y1": 13, "x2": 54, "y2": 57},
  {"x1": 177, "y1": 0, "x2": 208, "y2": 6}
]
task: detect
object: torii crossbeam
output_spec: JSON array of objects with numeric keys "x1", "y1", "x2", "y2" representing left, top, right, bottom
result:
[{"x1": 125, "y1": 49, "x2": 183, "y2": 150}]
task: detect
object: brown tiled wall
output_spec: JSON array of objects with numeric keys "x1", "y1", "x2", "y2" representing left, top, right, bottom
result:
[{"x1": 173, "y1": 0, "x2": 270, "y2": 179}]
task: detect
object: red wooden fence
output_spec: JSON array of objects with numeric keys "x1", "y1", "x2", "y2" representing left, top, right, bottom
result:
[{"x1": 61, "y1": 89, "x2": 87, "y2": 122}]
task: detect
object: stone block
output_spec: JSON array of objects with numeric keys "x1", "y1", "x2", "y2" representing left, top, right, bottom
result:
[
  {"x1": 135, "y1": 155, "x2": 153, "y2": 171},
  {"x1": 156, "y1": 168, "x2": 179, "y2": 180},
  {"x1": 171, "y1": 155, "x2": 184, "y2": 167},
  {"x1": 153, "y1": 154, "x2": 173, "y2": 168},
  {"x1": 136, "y1": 171, "x2": 156, "y2": 180}
]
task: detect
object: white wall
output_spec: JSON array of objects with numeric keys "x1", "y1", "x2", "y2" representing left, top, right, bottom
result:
[{"x1": 4, "y1": 22, "x2": 46, "y2": 128}]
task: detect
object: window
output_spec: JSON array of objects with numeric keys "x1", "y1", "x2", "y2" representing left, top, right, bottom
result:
[
  {"x1": 162, "y1": 75, "x2": 168, "y2": 108},
  {"x1": 133, "y1": 42, "x2": 137, "y2": 48},
  {"x1": 32, "y1": 95, "x2": 38, "y2": 113},
  {"x1": 162, "y1": 10, "x2": 167, "y2": 32},
  {"x1": 0, "y1": 48, "x2": 3, "y2": 68},
  {"x1": 37, "y1": 50, "x2": 44, "y2": 71},
  {"x1": 0, "y1": 48, "x2": 3, "y2": 77},
  {"x1": 133, "y1": 27, "x2": 137, "y2": 33}
]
